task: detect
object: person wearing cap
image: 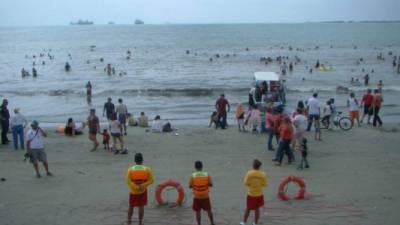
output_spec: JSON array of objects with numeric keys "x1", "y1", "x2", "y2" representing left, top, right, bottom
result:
[
  {"x1": 87, "y1": 108, "x2": 100, "y2": 151},
  {"x1": 1, "y1": 99, "x2": 10, "y2": 144},
  {"x1": 126, "y1": 153, "x2": 154, "y2": 225},
  {"x1": 26, "y1": 120, "x2": 52, "y2": 178},
  {"x1": 189, "y1": 161, "x2": 215, "y2": 225},
  {"x1": 10, "y1": 108, "x2": 28, "y2": 150}
]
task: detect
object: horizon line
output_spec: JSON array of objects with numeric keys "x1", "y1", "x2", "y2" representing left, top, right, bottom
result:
[{"x1": 1, "y1": 20, "x2": 400, "y2": 28}]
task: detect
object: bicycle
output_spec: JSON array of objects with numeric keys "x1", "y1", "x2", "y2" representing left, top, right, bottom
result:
[{"x1": 321, "y1": 111, "x2": 353, "y2": 131}]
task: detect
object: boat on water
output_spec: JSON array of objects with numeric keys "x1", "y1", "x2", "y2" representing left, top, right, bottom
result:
[
  {"x1": 108, "y1": 21, "x2": 115, "y2": 25},
  {"x1": 70, "y1": 20, "x2": 94, "y2": 25},
  {"x1": 134, "y1": 19, "x2": 144, "y2": 25}
]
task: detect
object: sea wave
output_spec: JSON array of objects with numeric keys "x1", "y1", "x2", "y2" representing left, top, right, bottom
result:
[{"x1": 2, "y1": 86, "x2": 400, "y2": 97}]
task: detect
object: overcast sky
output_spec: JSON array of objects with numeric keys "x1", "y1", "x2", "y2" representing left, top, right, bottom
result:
[{"x1": 0, "y1": 0, "x2": 399, "y2": 26}]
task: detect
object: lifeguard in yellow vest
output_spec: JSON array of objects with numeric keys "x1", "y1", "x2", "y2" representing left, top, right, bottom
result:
[
  {"x1": 189, "y1": 160, "x2": 215, "y2": 225},
  {"x1": 126, "y1": 153, "x2": 154, "y2": 225}
]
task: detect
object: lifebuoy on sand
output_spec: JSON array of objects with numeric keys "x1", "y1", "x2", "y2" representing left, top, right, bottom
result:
[
  {"x1": 278, "y1": 176, "x2": 306, "y2": 201},
  {"x1": 155, "y1": 179, "x2": 185, "y2": 205}
]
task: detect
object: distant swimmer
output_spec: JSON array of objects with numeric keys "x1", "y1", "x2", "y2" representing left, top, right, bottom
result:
[
  {"x1": 32, "y1": 68, "x2": 37, "y2": 77},
  {"x1": 86, "y1": 60, "x2": 90, "y2": 64},
  {"x1": 21, "y1": 68, "x2": 29, "y2": 78},
  {"x1": 364, "y1": 74, "x2": 370, "y2": 86},
  {"x1": 100, "y1": 58, "x2": 104, "y2": 62},
  {"x1": 127, "y1": 50, "x2": 131, "y2": 55},
  {"x1": 289, "y1": 62, "x2": 293, "y2": 72},
  {"x1": 106, "y1": 64, "x2": 112, "y2": 75},
  {"x1": 315, "y1": 60, "x2": 320, "y2": 68},
  {"x1": 209, "y1": 57, "x2": 213, "y2": 62},
  {"x1": 86, "y1": 81, "x2": 92, "y2": 105},
  {"x1": 186, "y1": 50, "x2": 190, "y2": 54},
  {"x1": 42, "y1": 61, "x2": 45, "y2": 65},
  {"x1": 32, "y1": 61, "x2": 36, "y2": 66},
  {"x1": 245, "y1": 47, "x2": 249, "y2": 51},
  {"x1": 65, "y1": 62, "x2": 71, "y2": 72},
  {"x1": 280, "y1": 62, "x2": 288, "y2": 75},
  {"x1": 309, "y1": 68, "x2": 313, "y2": 74},
  {"x1": 112, "y1": 67, "x2": 116, "y2": 75}
]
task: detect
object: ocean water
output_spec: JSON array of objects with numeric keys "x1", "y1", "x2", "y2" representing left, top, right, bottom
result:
[{"x1": 0, "y1": 23, "x2": 399, "y2": 125}]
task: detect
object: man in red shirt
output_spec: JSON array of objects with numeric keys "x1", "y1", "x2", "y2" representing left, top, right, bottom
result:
[
  {"x1": 215, "y1": 94, "x2": 230, "y2": 129},
  {"x1": 360, "y1": 89, "x2": 374, "y2": 124}
]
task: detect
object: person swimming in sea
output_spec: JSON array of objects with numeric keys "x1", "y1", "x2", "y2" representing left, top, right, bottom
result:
[{"x1": 65, "y1": 62, "x2": 71, "y2": 72}]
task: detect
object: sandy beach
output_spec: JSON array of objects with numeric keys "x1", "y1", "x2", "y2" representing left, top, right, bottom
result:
[{"x1": 1, "y1": 123, "x2": 400, "y2": 225}]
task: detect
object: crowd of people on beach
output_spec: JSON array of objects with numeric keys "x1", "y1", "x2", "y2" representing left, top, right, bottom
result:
[{"x1": 2, "y1": 44, "x2": 397, "y2": 225}]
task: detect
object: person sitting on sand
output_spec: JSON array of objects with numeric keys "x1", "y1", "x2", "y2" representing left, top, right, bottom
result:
[
  {"x1": 240, "y1": 159, "x2": 268, "y2": 225},
  {"x1": 126, "y1": 153, "x2": 154, "y2": 225},
  {"x1": 209, "y1": 111, "x2": 219, "y2": 129},
  {"x1": 109, "y1": 113, "x2": 126, "y2": 154},
  {"x1": 137, "y1": 112, "x2": 149, "y2": 127},
  {"x1": 151, "y1": 115, "x2": 164, "y2": 133},
  {"x1": 127, "y1": 113, "x2": 137, "y2": 126},
  {"x1": 64, "y1": 118, "x2": 84, "y2": 136}
]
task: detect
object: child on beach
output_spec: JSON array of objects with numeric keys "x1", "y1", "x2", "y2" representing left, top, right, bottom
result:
[
  {"x1": 240, "y1": 159, "x2": 268, "y2": 225},
  {"x1": 189, "y1": 161, "x2": 215, "y2": 225},
  {"x1": 208, "y1": 111, "x2": 219, "y2": 128},
  {"x1": 321, "y1": 100, "x2": 332, "y2": 129},
  {"x1": 101, "y1": 129, "x2": 110, "y2": 151},
  {"x1": 314, "y1": 118, "x2": 322, "y2": 141},
  {"x1": 235, "y1": 103, "x2": 246, "y2": 132},
  {"x1": 297, "y1": 137, "x2": 310, "y2": 170}
]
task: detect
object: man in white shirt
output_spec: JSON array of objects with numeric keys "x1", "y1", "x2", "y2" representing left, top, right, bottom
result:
[
  {"x1": 26, "y1": 120, "x2": 52, "y2": 178},
  {"x1": 116, "y1": 98, "x2": 128, "y2": 135},
  {"x1": 306, "y1": 93, "x2": 321, "y2": 131},
  {"x1": 10, "y1": 108, "x2": 28, "y2": 150}
]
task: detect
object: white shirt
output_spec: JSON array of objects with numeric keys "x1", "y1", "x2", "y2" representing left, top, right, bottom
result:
[
  {"x1": 27, "y1": 128, "x2": 44, "y2": 149},
  {"x1": 249, "y1": 87, "x2": 255, "y2": 95},
  {"x1": 151, "y1": 120, "x2": 164, "y2": 133},
  {"x1": 116, "y1": 103, "x2": 128, "y2": 115},
  {"x1": 294, "y1": 114, "x2": 307, "y2": 130},
  {"x1": 109, "y1": 120, "x2": 121, "y2": 134},
  {"x1": 348, "y1": 98, "x2": 359, "y2": 112},
  {"x1": 307, "y1": 97, "x2": 320, "y2": 115},
  {"x1": 324, "y1": 105, "x2": 332, "y2": 116},
  {"x1": 10, "y1": 113, "x2": 28, "y2": 127}
]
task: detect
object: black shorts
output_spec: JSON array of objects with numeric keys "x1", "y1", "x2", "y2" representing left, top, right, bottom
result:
[
  {"x1": 364, "y1": 105, "x2": 373, "y2": 115},
  {"x1": 111, "y1": 132, "x2": 121, "y2": 138}
]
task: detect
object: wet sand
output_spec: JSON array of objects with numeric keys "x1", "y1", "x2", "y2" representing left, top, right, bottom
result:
[{"x1": 0, "y1": 124, "x2": 400, "y2": 225}]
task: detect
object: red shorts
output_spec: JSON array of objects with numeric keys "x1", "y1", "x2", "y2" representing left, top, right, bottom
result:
[
  {"x1": 129, "y1": 190, "x2": 148, "y2": 207},
  {"x1": 349, "y1": 111, "x2": 359, "y2": 120},
  {"x1": 192, "y1": 198, "x2": 211, "y2": 212},
  {"x1": 247, "y1": 195, "x2": 264, "y2": 210}
]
